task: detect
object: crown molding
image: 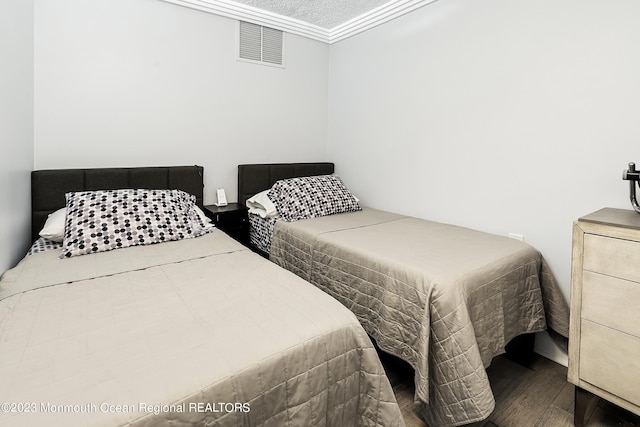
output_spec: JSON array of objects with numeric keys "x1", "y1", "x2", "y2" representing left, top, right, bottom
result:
[
  {"x1": 159, "y1": 0, "x2": 438, "y2": 44},
  {"x1": 329, "y1": 0, "x2": 438, "y2": 43},
  {"x1": 159, "y1": 0, "x2": 330, "y2": 42}
]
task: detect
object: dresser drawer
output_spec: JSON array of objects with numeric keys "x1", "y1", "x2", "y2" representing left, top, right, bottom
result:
[
  {"x1": 582, "y1": 271, "x2": 640, "y2": 337},
  {"x1": 580, "y1": 320, "x2": 640, "y2": 406},
  {"x1": 583, "y1": 234, "x2": 640, "y2": 282}
]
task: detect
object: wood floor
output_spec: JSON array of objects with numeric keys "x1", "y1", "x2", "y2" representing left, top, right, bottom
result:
[{"x1": 379, "y1": 350, "x2": 640, "y2": 427}]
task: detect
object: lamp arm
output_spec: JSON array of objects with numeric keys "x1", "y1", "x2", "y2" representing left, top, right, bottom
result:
[{"x1": 623, "y1": 162, "x2": 640, "y2": 214}]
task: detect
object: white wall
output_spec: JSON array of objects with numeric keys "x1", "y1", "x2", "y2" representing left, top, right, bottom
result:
[
  {"x1": 34, "y1": 0, "x2": 329, "y2": 204},
  {"x1": 328, "y1": 0, "x2": 640, "y2": 361},
  {"x1": 0, "y1": 0, "x2": 34, "y2": 272}
]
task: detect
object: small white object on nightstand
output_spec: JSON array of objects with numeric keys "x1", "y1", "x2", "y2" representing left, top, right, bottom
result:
[{"x1": 215, "y1": 188, "x2": 228, "y2": 207}]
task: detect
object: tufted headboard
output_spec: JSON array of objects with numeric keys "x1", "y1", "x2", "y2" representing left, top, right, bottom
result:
[
  {"x1": 237, "y1": 162, "x2": 335, "y2": 206},
  {"x1": 31, "y1": 165, "x2": 204, "y2": 243}
]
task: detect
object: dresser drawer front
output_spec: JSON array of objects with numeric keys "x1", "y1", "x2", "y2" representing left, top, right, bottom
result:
[
  {"x1": 583, "y1": 234, "x2": 640, "y2": 282},
  {"x1": 580, "y1": 321, "x2": 640, "y2": 406},
  {"x1": 583, "y1": 271, "x2": 640, "y2": 337}
]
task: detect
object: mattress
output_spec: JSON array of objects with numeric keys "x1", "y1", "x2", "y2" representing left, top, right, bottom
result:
[
  {"x1": 0, "y1": 230, "x2": 404, "y2": 426},
  {"x1": 269, "y1": 208, "x2": 570, "y2": 427}
]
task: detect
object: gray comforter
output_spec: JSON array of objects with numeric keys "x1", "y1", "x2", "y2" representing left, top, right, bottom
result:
[
  {"x1": 270, "y1": 208, "x2": 570, "y2": 427},
  {"x1": 0, "y1": 230, "x2": 404, "y2": 427}
]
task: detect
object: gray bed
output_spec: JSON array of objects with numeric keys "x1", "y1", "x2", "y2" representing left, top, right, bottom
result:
[
  {"x1": 0, "y1": 165, "x2": 404, "y2": 427},
  {"x1": 238, "y1": 162, "x2": 570, "y2": 427}
]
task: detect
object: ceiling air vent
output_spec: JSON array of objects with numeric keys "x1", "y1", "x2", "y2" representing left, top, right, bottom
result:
[{"x1": 238, "y1": 21, "x2": 284, "y2": 67}]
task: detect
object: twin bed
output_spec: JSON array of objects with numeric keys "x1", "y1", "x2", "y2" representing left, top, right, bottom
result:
[
  {"x1": 0, "y1": 166, "x2": 404, "y2": 426},
  {"x1": 239, "y1": 162, "x2": 570, "y2": 427}
]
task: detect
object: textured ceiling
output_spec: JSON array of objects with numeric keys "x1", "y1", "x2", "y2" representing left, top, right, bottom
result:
[
  {"x1": 160, "y1": 0, "x2": 437, "y2": 43},
  {"x1": 233, "y1": 0, "x2": 392, "y2": 29}
]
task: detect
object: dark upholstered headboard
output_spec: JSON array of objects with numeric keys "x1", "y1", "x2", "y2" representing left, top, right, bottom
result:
[
  {"x1": 31, "y1": 165, "x2": 204, "y2": 243},
  {"x1": 237, "y1": 162, "x2": 335, "y2": 206}
]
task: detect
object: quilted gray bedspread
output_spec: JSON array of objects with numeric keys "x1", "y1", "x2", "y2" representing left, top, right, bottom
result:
[
  {"x1": 270, "y1": 208, "x2": 570, "y2": 427},
  {"x1": 0, "y1": 230, "x2": 404, "y2": 426}
]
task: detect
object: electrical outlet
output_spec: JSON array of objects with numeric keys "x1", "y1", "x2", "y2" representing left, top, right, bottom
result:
[{"x1": 508, "y1": 233, "x2": 524, "y2": 242}]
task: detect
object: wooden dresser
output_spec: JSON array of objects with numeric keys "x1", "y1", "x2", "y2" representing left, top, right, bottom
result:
[{"x1": 569, "y1": 208, "x2": 640, "y2": 426}]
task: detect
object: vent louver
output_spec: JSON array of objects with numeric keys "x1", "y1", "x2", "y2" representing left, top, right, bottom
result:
[{"x1": 238, "y1": 21, "x2": 284, "y2": 67}]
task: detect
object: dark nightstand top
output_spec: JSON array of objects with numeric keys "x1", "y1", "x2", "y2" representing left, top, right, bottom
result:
[{"x1": 203, "y1": 203, "x2": 247, "y2": 214}]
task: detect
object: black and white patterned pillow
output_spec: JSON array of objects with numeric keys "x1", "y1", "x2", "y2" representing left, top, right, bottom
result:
[
  {"x1": 27, "y1": 237, "x2": 63, "y2": 256},
  {"x1": 267, "y1": 175, "x2": 361, "y2": 222},
  {"x1": 60, "y1": 189, "x2": 207, "y2": 258}
]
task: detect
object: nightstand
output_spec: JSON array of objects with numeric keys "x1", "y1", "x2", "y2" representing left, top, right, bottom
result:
[
  {"x1": 569, "y1": 208, "x2": 640, "y2": 426},
  {"x1": 203, "y1": 203, "x2": 249, "y2": 246}
]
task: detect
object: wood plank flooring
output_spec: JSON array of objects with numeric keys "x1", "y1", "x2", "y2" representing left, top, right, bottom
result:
[{"x1": 379, "y1": 351, "x2": 640, "y2": 427}]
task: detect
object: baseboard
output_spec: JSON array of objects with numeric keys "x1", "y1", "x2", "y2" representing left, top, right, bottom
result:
[{"x1": 534, "y1": 331, "x2": 568, "y2": 367}]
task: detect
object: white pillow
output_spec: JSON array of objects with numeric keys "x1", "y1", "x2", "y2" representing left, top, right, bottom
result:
[
  {"x1": 39, "y1": 207, "x2": 66, "y2": 242},
  {"x1": 246, "y1": 190, "x2": 277, "y2": 218}
]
